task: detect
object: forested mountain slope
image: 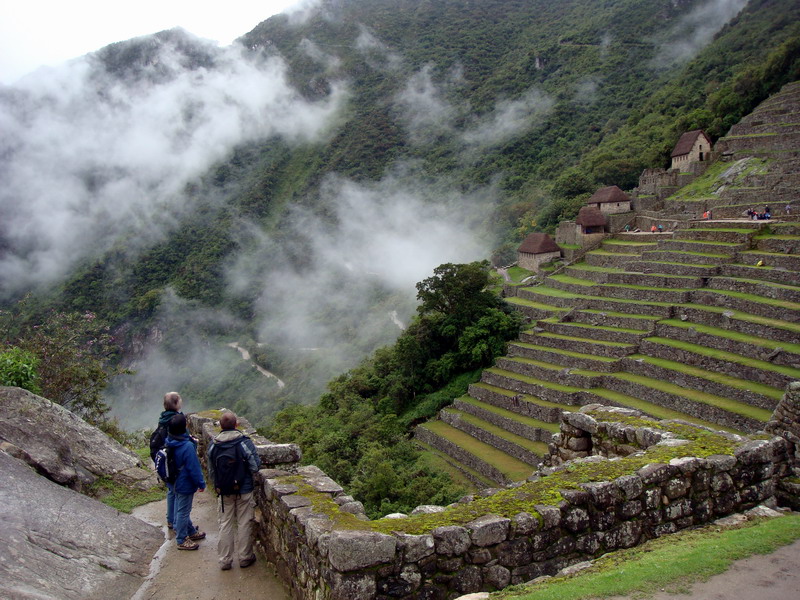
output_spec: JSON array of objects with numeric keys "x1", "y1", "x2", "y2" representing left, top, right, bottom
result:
[{"x1": 1, "y1": 0, "x2": 798, "y2": 431}]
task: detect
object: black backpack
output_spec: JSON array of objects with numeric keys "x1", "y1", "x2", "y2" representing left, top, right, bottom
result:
[
  {"x1": 212, "y1": 438, "x2": 249, "y2": 496},
  {"x1": 154, "y1": 446, "x2": 179, "y2": 484},
  {"x1": 149, "y1": 424, "x2": 168, "y2": 461}
]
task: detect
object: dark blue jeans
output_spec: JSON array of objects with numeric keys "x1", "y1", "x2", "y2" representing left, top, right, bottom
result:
[
  {"x1": 166, "y1": 483, "x2": 175, "y2": 527},
  {"x1": 174, "y1": 492, "x2": 198, "y2": 544}
]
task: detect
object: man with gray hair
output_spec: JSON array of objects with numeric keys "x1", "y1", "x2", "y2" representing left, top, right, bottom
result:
[{"x1": 207, "y1": 411, "x2": 261, "y2": 570}]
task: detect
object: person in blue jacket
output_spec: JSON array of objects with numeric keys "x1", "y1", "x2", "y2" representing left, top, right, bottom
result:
[
  {"x1": 165, "y1": 413, "x2": 207, "y2": 550},
  {"x1": 155, "y1": 391, "x2": 183, "y2": 530}
]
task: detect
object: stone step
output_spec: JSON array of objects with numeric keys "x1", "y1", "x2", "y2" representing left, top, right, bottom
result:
[
  {"x1": 754, "y1": 235, "x2": 800, "y2": 253},
  {"x1": 413, "y1": 422, "x2": 526, "y2": 486},
  {"x1": 453, "y1": 396, "x2": 559, "y2": 441},
  {"x1": 439, "y1": 408, "x2": 546, "y2": 468},
  {"x1": 657, "y1": 239, "x2": 743, "y2": 256},
  {"x1": 717, "y1": 187, "x2": 798, "y2": 205},
  {"x1": 570, "y1": 309, "x2": 661, "y2": 331},
  {"x1": 595, "y1": 371, "x2": 770, "y2": 433},
  {"x1": 672, "y1": 304, "x2": 800, "y2": 345},
  {"x1": 605, "y1": 270, "x2": 704, "y2": 289},
  {"x1": 728, "y1": 121, "x2": 800, "y2": 137},
  {"x1": 770, "y1": 223, "x2": 800, "y2": 236},
  {"x1": 545, "y1": 274, "x2": 598, "y2": 294},
  {"x1": 504, "y1": 296, "x2": 569, "y2": 321},
  {"x1": 718, "y1": 263, "x2": 800, "y2": 286},
  {"x1": 715, "y1": 131, "x2": 800, "y2": 154},
  {"x1": 638, "y1": 337, "x2": 800, "y2": 390},
  {"x1": 653, "y1": 320, "x2": 800, "y2": 368},
  {"x1": 592, "y1": 283, "x2": 692, "y2": 304},
  {"x1": 496, "y1": 356, "x2": 604, "y2": 389},
  {"x1": 564, "y1": 264, "x2": 623, "y2": 283},
  {"x1": 671, "y1": 228, "x2": 757, "y2": 243},
  {"x1": 707, "y1": 276, "x2": 800, "y2": 304},
  {"x1": 639, "y1": 249, "x2": 735, "y2": 265},
  {"x1": 585, "y1": 250, "x2": 641, "y2": 268},
  {"x1": 621, "y1": 354, "x2": 781, "y2": 411},
  {"x1": 535, "y1": 318, "x2": 650, "y2": 344},
  {"x1": 516, "y1": 286, "x2": 675, "y2": 317},
  {"x1": 480, "y1": 367, "x2": 583, "y2": 406},
  {"x1": 689, "y1": 288, "x2": 800, "y2": 322},
  {"x1": 518, "y1": 331, "x2": 638, "y2": 358},
  {"x1": 506, "y1": 341, "x2": 621, "y2": 372},
  {"x1": 413, "y1": 439, "x2": 496, "y2": 490},
  {"x1": 467, "y1": 382, "x2": 569, "y2": 423},
  {"x1": 585, "y1": 388, "x2": 745, "y2": 434},
  {"x1": 736, "y1": 110, "x2": 800, "y2": 127},
  {"x1": 680, "y1": 219, "x2": 765, "y2": 230},
  {"x1": 735, "y1": 250, "x2": 800, "y2": 271},
  {"x1": 600, "y1": 240, "x2": 657, "y2": 254},
  {"x1": 626, "y1": 260, "x2": 720, "y2": 277},
  {"x1": 612, "y1": 232, "x2": 666, "y2": 242}
]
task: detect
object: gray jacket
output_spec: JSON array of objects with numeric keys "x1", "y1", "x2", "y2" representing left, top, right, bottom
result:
[{"x1": 206, "y1": 429, "x2": 260, "y2": 494}]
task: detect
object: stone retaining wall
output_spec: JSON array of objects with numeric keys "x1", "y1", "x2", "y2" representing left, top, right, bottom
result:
[
  {"x1": 186, "y1": 400, "x2": 796, "y2": 600},
  {"x1": 453, "y1": 398, "x2": 554, "y2": 444},
  {"x1": 439, "y1": 409, "x2": 543, "y2": 467}
]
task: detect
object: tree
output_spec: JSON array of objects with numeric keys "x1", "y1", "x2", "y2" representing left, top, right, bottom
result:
[
  {"x1": 415, "y1": 261, "x2": 500, "y2": 320},
  {"x1": 0, "y1": 346, "x2": 40, "y2": 393},
  {"x1": 0, "y1": 302, "x2": 127, "y2": 423}
]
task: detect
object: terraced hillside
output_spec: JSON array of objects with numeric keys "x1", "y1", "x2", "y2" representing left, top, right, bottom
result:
[
  {"x1": 415, "y1": 82, "x2": 800, "y2": 490},
  {"x1": 416, "y1": 218, "x2": 800, "y2": 489}
]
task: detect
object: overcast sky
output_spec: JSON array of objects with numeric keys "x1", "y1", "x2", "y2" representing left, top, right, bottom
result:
[{"x1": 0, "y1": 0, "x2": 302, "y2": 84}]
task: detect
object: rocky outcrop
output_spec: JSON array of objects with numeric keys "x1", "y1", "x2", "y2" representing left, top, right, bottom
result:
[
  {"x1": 0, "y1": 386, "x2": 157, "y2": 491},
  {"x1": 0, "y1": 451, "x2": 162, "y2": 600}
]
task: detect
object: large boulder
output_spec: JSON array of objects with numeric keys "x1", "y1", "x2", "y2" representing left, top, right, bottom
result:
[
  {"x1": 0, "y1": 386, "x2": 157, "y2": 490},
  {"x1": 0, "y1": 451, "x2": 162, "y2": 600}
]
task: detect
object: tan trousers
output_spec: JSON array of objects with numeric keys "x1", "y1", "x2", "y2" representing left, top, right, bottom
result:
[{"x1": 217, "y1": 491, "x2": 255, "y2": 567}]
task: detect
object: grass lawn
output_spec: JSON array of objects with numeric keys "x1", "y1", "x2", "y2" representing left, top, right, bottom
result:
[{"x1": 495, "y1": 514, "x2": 800, "y2": 600}]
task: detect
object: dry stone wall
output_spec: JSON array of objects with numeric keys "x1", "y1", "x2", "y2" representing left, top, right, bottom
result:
[{"x1": 188, "y1": 396, "x2": 797, "y2": 600}]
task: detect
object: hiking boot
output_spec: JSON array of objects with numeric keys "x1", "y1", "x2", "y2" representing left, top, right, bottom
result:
[
  {"x1": 177, "y1": 540, "x2": 199, "y2": 551},
  {"x1": 240, "y1": 555, "x2": 256, "y2": 568},
  {"x1": 220, "y1": 563, "x2": 232, "y2": 571},
  {"x1": 188, "y1": 530, "x2": 206, "y2": 541}
]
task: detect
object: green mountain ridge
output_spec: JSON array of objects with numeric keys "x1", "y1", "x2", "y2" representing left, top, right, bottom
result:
[{"x1": 2, "y1": 0, "x2": 799, "y2": 430}]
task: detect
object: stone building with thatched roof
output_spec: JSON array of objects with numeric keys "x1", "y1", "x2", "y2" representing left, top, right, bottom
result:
[
  {"x1": 670, "y1": 129, "x2": 712, "y2": 170},
  {"x1": 576, "y1": 206, "x2": 607, "y2": 234},
  {"x1": 517, "y1": 232, "x2": 561, "y2": 270},
  {"x1": 586, "y1": 185, "x2": 632, "y2": 214}
]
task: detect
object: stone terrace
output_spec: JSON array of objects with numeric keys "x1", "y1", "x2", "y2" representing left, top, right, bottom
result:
[
  {"x1": 416, "y1": 216, "x2": 800, "y2": 487},
  {"x1": 415, "y1": 82, "x2": 800, "y2": 489}
]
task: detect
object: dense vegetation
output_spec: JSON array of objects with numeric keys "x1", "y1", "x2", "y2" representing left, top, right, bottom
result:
[
  {"x1": 3, "y1": 0, "x2": 800, "y2": 506},
  {"x1": 267, "y1": 262, "x2": 521, "y2": 516}
]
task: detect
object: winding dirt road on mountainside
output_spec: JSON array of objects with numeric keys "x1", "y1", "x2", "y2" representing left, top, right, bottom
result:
[{"x1": 131, "y1": 492, "x2": 288, "y2": 600}]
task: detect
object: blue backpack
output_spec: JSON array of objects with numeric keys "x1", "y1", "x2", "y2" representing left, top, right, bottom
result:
[{"x1": 154, "y1": 446, "x2": 179, "y2": 484}]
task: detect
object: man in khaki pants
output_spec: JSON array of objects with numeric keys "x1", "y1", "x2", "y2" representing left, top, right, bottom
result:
[{"x1": 207, "y1": 411, "x2": 261, "y2": 570}]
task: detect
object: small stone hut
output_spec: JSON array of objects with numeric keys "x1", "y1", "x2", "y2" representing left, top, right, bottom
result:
[
  {"x1": 586, "y1": 185, "x2": 632, "y2": 214},
  {"x1": 517, "y1": 232, "x2": 561, "y2": 270},
  {"x1": 670, "y1": 129, "x2": 712, "y2": 170},
  {"x1": 576, "y1": 205, "x2": 607, "y2": 235}
]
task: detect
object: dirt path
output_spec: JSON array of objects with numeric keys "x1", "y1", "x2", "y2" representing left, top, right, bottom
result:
[
  {"x1": 608, "y1": 538, "x2": 800, "y2": 600},
  {"x1": 131, "y1": 491, "x2": 289, "y2": 600}
]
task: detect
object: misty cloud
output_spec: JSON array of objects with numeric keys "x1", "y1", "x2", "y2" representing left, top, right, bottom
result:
[
  {"x1": 0, "y1": 31, "x2": 345, "y2": 297},
  {"x1": 355, "y1": 25, "x2": 402, "y2": 71},
  {"x1": 300, "y1": 38, "x2": 342, "y2": 72},
  {"x1": 227, "y1": 169, "x2": 494, "y2": 352},
  {"x1": 461, "y1": 87, "x2": 554, "y2": 148},
  {"x1": 654, "y1": 0, "x2": 748, "y2": 67},
  {"x1": 394, "y1": 65, "x2": 457, "y2": 144}
]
